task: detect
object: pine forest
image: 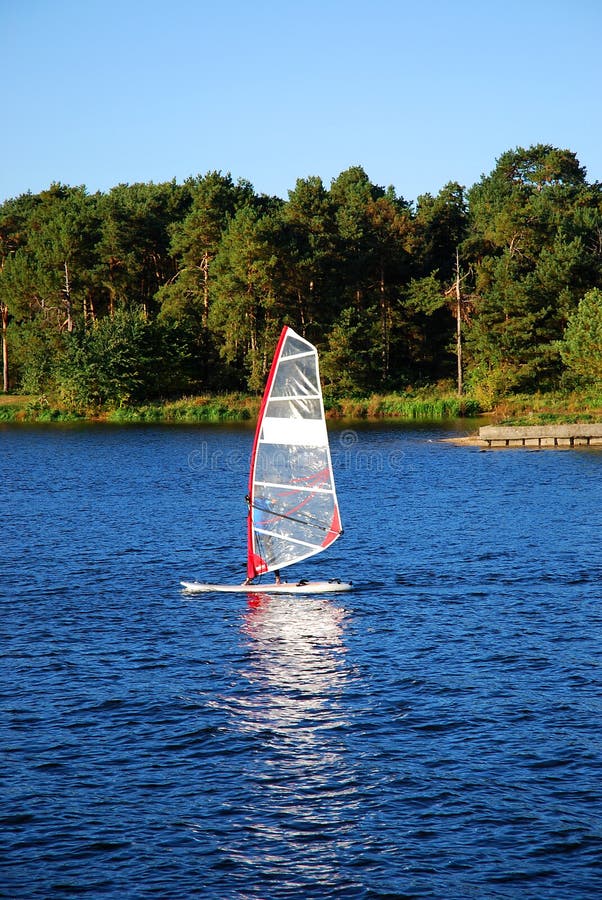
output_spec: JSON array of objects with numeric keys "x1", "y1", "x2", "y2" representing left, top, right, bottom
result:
[{"x1": 1, "y1": 144, "x2": 602, "y2": 418}]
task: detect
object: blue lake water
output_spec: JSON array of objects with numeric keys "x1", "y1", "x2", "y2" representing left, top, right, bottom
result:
[{"x1": 2, "y1": 421, "x2": 602, "y2": 899}]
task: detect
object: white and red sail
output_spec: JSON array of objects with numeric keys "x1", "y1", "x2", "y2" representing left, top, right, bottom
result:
[{"x1": 246, "y1": 326, "x2": 343, "y2": 580}]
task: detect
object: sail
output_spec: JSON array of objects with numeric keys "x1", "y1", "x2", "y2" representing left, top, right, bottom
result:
[{"x1": 246, "y1": 326, "x2": 343, "y2": 579}]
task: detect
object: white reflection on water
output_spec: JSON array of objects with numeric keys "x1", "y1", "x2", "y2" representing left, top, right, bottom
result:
[
  {"x1": 221, "y1": 595, "x2": 361, "y2": 890},
  {"x1": 240, "y1": 594, "x2": 349, "y2": 737}
]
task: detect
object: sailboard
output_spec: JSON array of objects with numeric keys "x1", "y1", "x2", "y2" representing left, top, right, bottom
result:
[
  {"x1": 181, "y1": 326, "x2": 351, "y2": 595},
  {"x1": 180, "y1": 580, "x2": 352, "y2": 595}
]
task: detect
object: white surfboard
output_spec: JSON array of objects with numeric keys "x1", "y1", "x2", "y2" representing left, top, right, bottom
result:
[{"x1": 180, "y1": 579, "x2": 352, "y2": 595}]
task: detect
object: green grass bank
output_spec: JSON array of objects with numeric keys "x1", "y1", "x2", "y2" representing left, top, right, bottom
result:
[{"x1": 1, "y1": 386, "x2": 601, "y2": 426}]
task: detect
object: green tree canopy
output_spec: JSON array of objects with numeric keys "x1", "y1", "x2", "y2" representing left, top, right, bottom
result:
[
  {"x1": 559, "y1": 288, "x2": 602, "y2": 384},
  {"x1": 2, "y1": 147, "x2": 602, "y2": 403},
  {"x1": 465, "y1": 145, "x2": 602, "y2": 391},
  {"x1": 157, "y1": 171, "x2": 255, "y2": 328},
  {"x1": 56, "y1": 309, "x2": 189, "y2": 408}
]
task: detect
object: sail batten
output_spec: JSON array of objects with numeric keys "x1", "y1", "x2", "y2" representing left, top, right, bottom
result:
[
  {"x1": 254, "y1": 529, "x2": 332, "y2": 550},
  {"x1": 279, "y1": 350, "x2": 315, "y2": 361},
  {"x1": 246, "y1": 326, "x2": 343, "y2": 579},
  {"x1": 254, "y1": 480, "x2": 335, "y2": 495},
  {"x1": 268, "y1": 393, "x2": 321, "y2": 401}
]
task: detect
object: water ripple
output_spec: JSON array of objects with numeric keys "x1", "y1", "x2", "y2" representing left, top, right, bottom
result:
[{"x1": 2, "y1": 426, "x2": 602, "y2": 897}]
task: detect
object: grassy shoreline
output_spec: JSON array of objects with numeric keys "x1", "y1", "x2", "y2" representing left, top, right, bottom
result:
[
  {"x1": 1, "y1": 388, "x2": 601, "y2": 425},
  {"x1": 0, "y1": 391, "x2": 480, "y2": 424}
]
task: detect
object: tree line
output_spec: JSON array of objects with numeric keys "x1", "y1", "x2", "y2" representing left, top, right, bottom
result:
[{"x1": 1, "y1": 143, "x2": 601, "y2": 409}]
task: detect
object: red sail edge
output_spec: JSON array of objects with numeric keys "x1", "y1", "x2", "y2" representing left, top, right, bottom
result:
[
  {"x1": 246, "y1": 326, "x2": 290, "y2": 580},
  {"x1": 322, "y1": 506, "x2": 342, "y2": 548}
]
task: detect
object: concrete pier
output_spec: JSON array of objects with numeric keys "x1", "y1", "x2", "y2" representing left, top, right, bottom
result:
[{"x1": 479, "y1": 423, "x2": 602, "y2": 448}]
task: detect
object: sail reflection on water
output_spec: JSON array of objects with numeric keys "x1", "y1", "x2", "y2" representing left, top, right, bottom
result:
[
  {"x1": 240, "y1": 595, "x2": 349, "y2": 740},
  {"x1": 221, "y1": 596, "x2": 361, "y2": 889}
]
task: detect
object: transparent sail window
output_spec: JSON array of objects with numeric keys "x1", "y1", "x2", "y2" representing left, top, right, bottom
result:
[{"x1": 265, "y1": 397, "x2": 322, "y2": 419}]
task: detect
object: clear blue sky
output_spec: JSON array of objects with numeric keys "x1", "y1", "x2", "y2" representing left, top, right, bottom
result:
[{"x1": 2, "y1": 0, "x2": 601, "y2": 205}]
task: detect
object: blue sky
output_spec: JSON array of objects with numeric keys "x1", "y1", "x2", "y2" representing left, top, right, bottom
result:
[{"x1": 2, "y1": 0, "x2": 601, "y2": 205}]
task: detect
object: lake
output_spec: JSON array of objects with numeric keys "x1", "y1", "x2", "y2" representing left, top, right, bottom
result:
[{"x1": 2, "y1": 422, "x2": 602, "y2": 899}]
